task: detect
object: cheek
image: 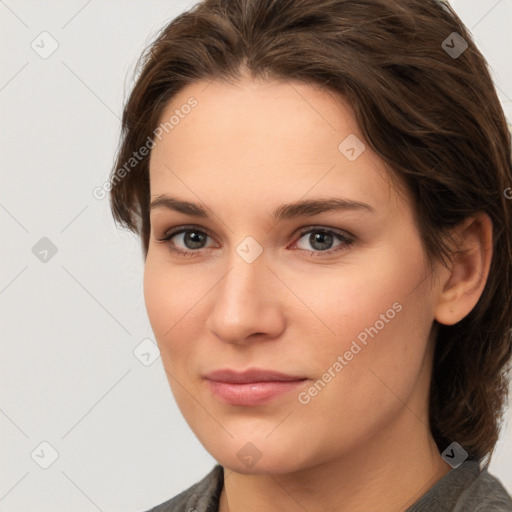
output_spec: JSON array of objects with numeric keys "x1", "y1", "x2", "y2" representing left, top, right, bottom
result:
[
  {"x1": 293, "y1": 300, "x2": 431, "y2": 455},
  {"x1": 143, "y1": 256, "x2": 199, "y2": 362},
  {"x1": 143, "y1": 259, "x2": 172, "y2": 338},
  {"x1": 295, "y1": 243, "x2": 434, "y2": 395},
  {"x1": 289, "y1": 251, "x2": 428, "y2": 353}
]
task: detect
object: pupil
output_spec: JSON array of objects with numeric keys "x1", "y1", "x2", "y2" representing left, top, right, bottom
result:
[
  {"x1": 185, "y1": 231, "x2": 205, "y2": 249},
  {"x1": 311, "y1": 232, "x2": 333, "y2": 250}
]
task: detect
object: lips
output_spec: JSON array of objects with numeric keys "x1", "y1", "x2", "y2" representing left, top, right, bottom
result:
[
  {"x1": 203, "y1": 368, "x2": 307, "y2": 383},
  {"x1": 203, "y1": 368, "x2": 309, "y2": 406}
]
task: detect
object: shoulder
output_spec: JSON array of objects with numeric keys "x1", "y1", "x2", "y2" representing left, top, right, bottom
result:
[
  {"x1": 454, "y1": 466, "x2": 512, "y2": 512},
  {"x1": 139, "y1": 464, "x2": 224, "y2": 512},
  {"x1": 407, "y1": 460, "x2": 512, "y2": 512}
]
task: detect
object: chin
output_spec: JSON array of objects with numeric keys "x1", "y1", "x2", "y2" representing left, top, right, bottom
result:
[{"x1": 205, "y1": 437, "x2": 318, "y2": 475}]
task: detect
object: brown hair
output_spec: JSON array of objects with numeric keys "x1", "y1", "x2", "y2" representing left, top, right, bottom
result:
[{"x1": 109, "y1": 0, "x2": 512, "y2": 465}]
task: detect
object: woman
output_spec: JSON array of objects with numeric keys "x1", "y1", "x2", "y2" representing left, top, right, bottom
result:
[{"x1": 109, "y1": 0, "x2": 512, "y2": 510}]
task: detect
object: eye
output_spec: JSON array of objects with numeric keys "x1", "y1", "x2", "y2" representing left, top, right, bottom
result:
[
  {"x1": 292, "y1": 226, "x2": 354, "y2": 257},
  {"x1": 156, "y1": 225, "x2": 354, "y2": 258},
  {"x1": 157, "y1": 225, "x2": 216, "y2": 257}
]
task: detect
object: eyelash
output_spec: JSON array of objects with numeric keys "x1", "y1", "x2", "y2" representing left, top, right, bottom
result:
[{"x1": 156, "y1": 224, "x2": 355, "y2": 259}]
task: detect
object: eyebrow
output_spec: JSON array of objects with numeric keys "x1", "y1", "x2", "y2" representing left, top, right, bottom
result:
[{"x1": 150, "y1": 194, "x2": 376, "y2": 222}]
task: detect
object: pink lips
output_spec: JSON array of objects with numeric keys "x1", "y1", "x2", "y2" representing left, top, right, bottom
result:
[{"x1": 203, "y1": 368, "x2": 309, "y2": 406}]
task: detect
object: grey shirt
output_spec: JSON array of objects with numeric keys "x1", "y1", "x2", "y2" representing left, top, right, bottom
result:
[{"x1": 142, "y1": 460, "x2": 512, "y2": 512}]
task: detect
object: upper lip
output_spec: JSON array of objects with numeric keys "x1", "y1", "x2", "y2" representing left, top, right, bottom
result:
[{"x1": 204, "y1": 368, "x2": 307, "y2": 383}]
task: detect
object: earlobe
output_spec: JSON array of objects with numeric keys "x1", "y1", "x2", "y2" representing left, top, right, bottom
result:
[{"x1": 434, "y1": 212, "x2": 493, "y2": 326}]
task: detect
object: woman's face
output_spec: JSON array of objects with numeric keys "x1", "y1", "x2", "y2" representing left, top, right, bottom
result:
[{"x1": 144, "y1": 77, "x2": 444, "y2": 474}]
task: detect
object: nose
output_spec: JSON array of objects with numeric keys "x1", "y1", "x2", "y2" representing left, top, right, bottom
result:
[{"x1": 205, "y1": 247, "x2": 286, "y2": 345}]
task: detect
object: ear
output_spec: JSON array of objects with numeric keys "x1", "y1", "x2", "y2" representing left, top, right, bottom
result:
[{"x1": 434, "y1": 212, "x2": 493, "y2": 326}]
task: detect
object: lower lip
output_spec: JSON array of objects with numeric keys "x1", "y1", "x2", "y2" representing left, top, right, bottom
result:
[{"x1": 205, "y1": 379, "x2": 308, "y2": 406}]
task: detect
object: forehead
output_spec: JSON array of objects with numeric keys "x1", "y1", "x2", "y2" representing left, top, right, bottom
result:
[
  {"x1": 148, "y1": 77, "x2": 401, "y2": 215},
  {"x1": 152, "y1": 77, "x2": 360, "y2": 157}
]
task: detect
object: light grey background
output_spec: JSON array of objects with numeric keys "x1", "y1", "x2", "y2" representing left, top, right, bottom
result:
[{"x1": 1, "y1": 1, "x2": 511, "y2": 511}]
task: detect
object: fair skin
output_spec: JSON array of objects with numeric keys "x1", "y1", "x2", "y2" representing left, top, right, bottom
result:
[{"x1": 144, "y1": 76, "x2": 493, "y2": 512}]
